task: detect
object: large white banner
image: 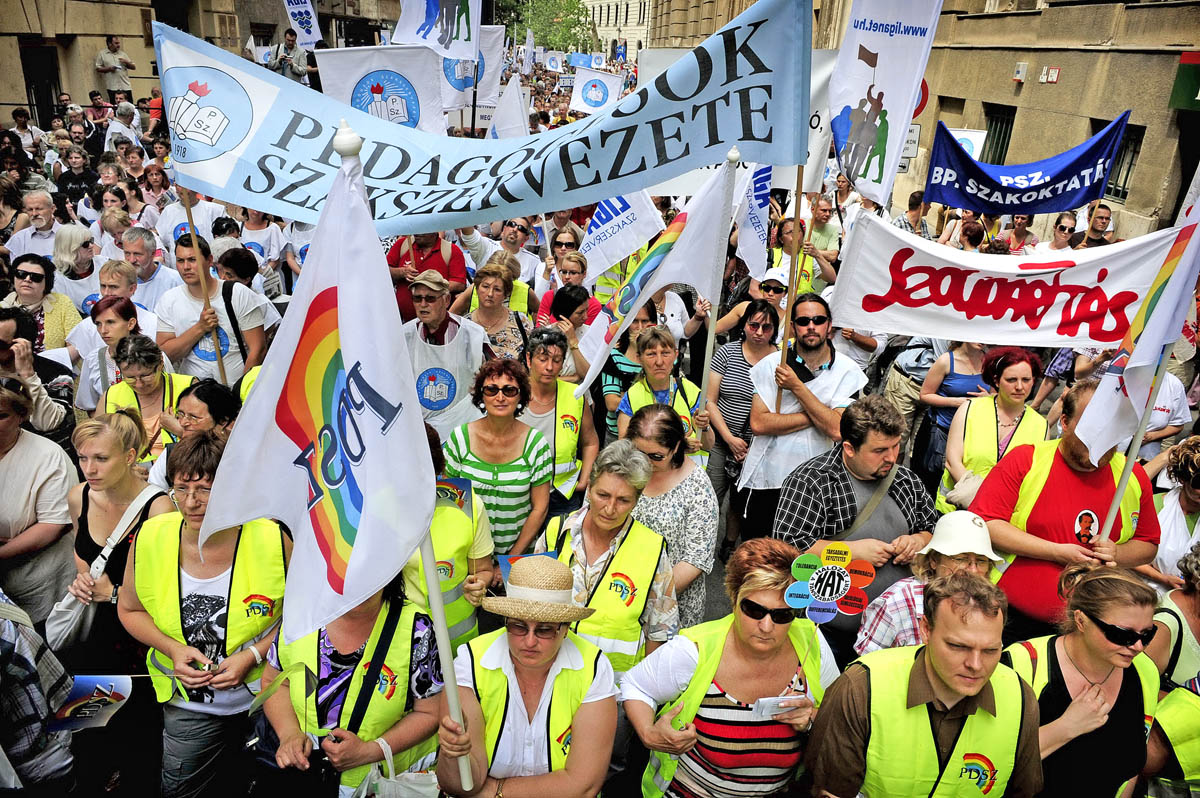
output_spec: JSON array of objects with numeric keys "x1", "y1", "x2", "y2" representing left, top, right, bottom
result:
[
  {"x1": 569, "y1": 67, "x2": 624, "y2": 115},
  {"x1": 440, "y1": 25, "x2": 504, "y2": 110},
  {"x1": 202, "y1": 151, "x2": 435, "y2": 643},
  {"x1": 392, "y1": 0, "x2": 483, "y2": 60},
  {"x1": 830, "y1": 0, "x2": 942, "y2": 204},
  {"x1": 579, "y1": 190, "x2": 666, "y2": 285},
  {"x1": 734, "y1": 164, "x2": 772, "y2": 278},
  {"x1": 831, "y1": 212, "x2": 1182, "y2": 347},
  {"x1": 318, "y1": 45, "x2": 446, "y2": 135},
  {"x1": 283, "y1": 0, "x2": 321, "y2": 48}
]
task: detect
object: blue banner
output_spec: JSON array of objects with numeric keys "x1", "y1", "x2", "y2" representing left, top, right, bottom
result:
[
  {"x1": 924, "y1": 112, "x2": 1130, "y2": 215},
  {"x1": 152, "y1": 0, "x2": 810, "y2": 237},
  {"x1": 568, "y1": 52, "x2": 590, "y2": 68}
]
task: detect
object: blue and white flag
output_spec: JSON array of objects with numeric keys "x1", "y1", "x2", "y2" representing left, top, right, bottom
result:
[
  {"x1": 829, "y1": 0, "x2": 942, "y2": 204},
  {"x1": 392, "y1": 0, "x2": 482, "y2": 60},
  {"x1": 568, "y1": 52, "x2": 591, "y2": 68},
  {"x1": 521, "y1": 28, "x2": 534, "y2": 75},
  {"x1": 283, "y1": 0, "x2": 321, "y2": 48},
  {"x1": 591, "y1": 53, "x2": 605, "y2": 69},
  {"x1": 734, "y1": 163, "x2": 773, "y2": 279},
  {"x1": 615, "y1": 41, "x2": 627, "y2": 61},
  {"x1": 569, "y1": 67, "x2": 622, "y2": 115},
  {"x1": 544, "y1": 51, "x2": 565, "y2": 72},
  {"x1": 317, "y1": 44, "x2": 445, "y2": 135},
  {"x1": 924, "y1": 113, "x2": 1131, "y2": 215},
  {"x1": 580, "y1": 190, "x2": 666, "y2": 287},
  {"x1": 152, "y1": 0, "x2": 811, "y2": 236},
  {"x1": 487, "y1": 75, "x2": 528, "y2": 139},
  {"x1": 440, "y1": 25, "x2": 504, "y2": 109}
]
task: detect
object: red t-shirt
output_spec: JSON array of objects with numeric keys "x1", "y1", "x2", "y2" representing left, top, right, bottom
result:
[
  {"x1": 386, "y1": 239, "x2": 468, "y2": 322},
  {"x1": 149, "y1": 96, "x2": 164, "y2": 120},
  {"x1": 535, "y1": 291, "x2": 603, "y2": 326},
  {"x1": 970, "y1": 443, "x2": 1160, "y2": 623}
]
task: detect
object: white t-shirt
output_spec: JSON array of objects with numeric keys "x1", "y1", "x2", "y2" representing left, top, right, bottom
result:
[
  {"x1": 282, "y1": 221, "x2": 317, "y2": 269},
  {"x1": 66, "y1": 303, "x2": 157, "y2": 361},
  {"x1": 156, "y1": 282, "x2": 264, "y2": 382},
  {"x1": 134, "y1": 263, "x2": 184, "y2": 313},
  {"x1": 239, "y1": 224, "x2": 287, "y2": 265},
  {"x1": 459, "y1": 229, "x2": 542, "y2": 284},
  {"x1": 452, "y1": 633, "x2": 615, "y2": 779},
  {"x1": 1031, "y1": 240, "x2": 1074, "y2": 255},
  {"x1": 738, "y1": 348, "x2": 868, "y2": 490},
  {"x1": 832, "y1": 328, "x2": 888, "y2": 371},
  {"x1": 155, "y1": 200, "x2": 227, "y2": 266},
  {"x1": 1119, "y1": 371, "x2": 1191, "y2": 459},
  {"x1": 58, "y1": 270, "x2": 101, "y2": 315},
  {"x1": 653, "y1": 290, "x2": 692, "y2": 345}
]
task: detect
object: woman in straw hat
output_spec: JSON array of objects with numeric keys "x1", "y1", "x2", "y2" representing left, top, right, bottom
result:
[{"x1": 436, "y1": 555, "x2": 617, "y2": 798}]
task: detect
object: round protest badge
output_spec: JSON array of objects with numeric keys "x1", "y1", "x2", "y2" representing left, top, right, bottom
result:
[
  {"x1": 806, "y1": 601, "x2": 838, "y2": 625},
  {"x1": 784, "y1": 581, "x2": 812, "y2": 610},
  {"x1": 820, "y1": 542, "x2": 852, "y2": 568},
  {"x1": 791, "y1": 553, "x2": 821, "y2": 582},
  {"x1": 846, "y1": 560, "x2": 876, "y2": 589},
  {"x1": 836, "y1": 587, "x2": 870, "y2": 616},
  {"x1": 808, "y1": 565, "x2": 851, "y2": 604}
]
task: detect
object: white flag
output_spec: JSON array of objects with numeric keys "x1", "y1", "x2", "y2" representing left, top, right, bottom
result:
[
  {"x1": 829, "y1": 0, "x2": 941, "y2": 204},
  {"x1": 283, "y1": 0, "x2": 321, "y2": 48},
  {"x1": 1075, "y1": 209, "x2": 1200, "y2": 466},
  {"x1": 804, "y1": 50, "x2": 837, "y2": 193},
  {"x1": 440, "y1": 25, "x2": 504, "y2": 110},
  {"x1": 318, "y1": 44, "x2": 446, "y2": 135},
  {"x1": 487, "y1": 75, "x2": 529, "y2": 139},
  {"x1": 591, "y1": 53, "x2": 605, "y2": 69},
  {"x1": 392, "y1": 0, "x2": 482, "y2": 60},
  {"x1": 521, "y1": 29, "x2": 534, "y2": 75},
  {"x1": 580, "y1": 191, "x2": 665, "y2": 288},
  {"x1": 544, "y1": 51, "x2": 565, "y2": 72},
  {"x1": 734, "y1": 164, "x2": 773, "y2": 279},
  {"x1": 201, "y1": 146, "x2": 436, "y2": 643},
  {"x1": 244, "y1": 35, "x2": 254, "y2": 56},
  {"x1": 570, "y1": 67, "x2": 623, "y2": 115},
  {"x1": 576, "y1": 164, "x2": 735, "y2": 395}
]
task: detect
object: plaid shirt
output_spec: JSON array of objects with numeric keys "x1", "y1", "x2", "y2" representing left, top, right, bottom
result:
[
  {"x1": 854, "y1": 576, "x2": 925, "y2": 655},
  {"x1": 891, "y1": 213, "x2": 932, "y2": 240},
  {"x1": 772, "y1": 447, "x2": 938, "y2": 550}
]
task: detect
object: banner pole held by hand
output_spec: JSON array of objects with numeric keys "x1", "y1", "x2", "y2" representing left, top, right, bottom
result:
[
  {"x1": 776, "y1": 166, "x2": 807, "y2": 412},
  {"x1": 181, "y1": 194, "x2": 228, "y2": 386}
]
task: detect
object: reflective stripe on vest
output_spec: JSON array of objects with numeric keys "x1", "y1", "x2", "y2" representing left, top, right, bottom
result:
[
  {"x1": 468, "y1": 629, "x2": 602, "y2": 772},
  {"x1": 545, "y1": 516, "x2": 664, "y2": 672},
  {"x1": 413, "y1": 498, "x2": 478, "y2": 654},
  {"x1": 996, "y1": 440, "x2": 1142, "y2": 579},
  {"x1": 1155, "y1": 688, "x2": 1200, "y2": 783},
  {"x1": 642, "y1": 615, "x2": 827, "y2": 798},
  {"x1": 134, "y1": 513, "x2": 286, "y2": 703},
  {"x1": 936, "y1": 396, "x2": 1047, "y2": 515},
  {"x1": 104, "y1": 372, "x2": 194, "y2": 463},
  {"x1": 625, "y1": 377, "x2": 708, "y2": 469},
  {"x1": 275, "y1": 600, "x2": 437, "y2": 788},
  {"x1": 551, "y1": 379, "x2": 584, "y2": 498},
  {"x1": 860, "y1": 646, "x2": 1024, "y2": 798},
  {"x1": 469, "y1": 280, "x2": 531, "y2": 314}
]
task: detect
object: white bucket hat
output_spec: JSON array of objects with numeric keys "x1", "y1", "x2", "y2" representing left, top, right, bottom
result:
[{"x1": 918, "y1": 510, "x2": 1003, "y2": 563}]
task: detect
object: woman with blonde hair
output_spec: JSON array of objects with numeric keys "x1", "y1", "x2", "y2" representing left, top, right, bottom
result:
[
  {"x1": 50, "y1": 222, "x2": 100, "y2": 315},
  {"x1": 452, "y1": 249, "x2": 538, "y2": 319},
  {"x1": 1004, "y1": 565, "x2": 1160, "y2": 796},
  {"x1": 464, "y1": 261, "x2": 533, "y2": 361}
]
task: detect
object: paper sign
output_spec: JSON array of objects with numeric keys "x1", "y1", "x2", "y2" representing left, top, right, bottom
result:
[
  {"x1": 786, "y1": 553, "x2": 877, "y2": 624},
  {"x1": 836, "y1": 586, "x2": 869, "y2": 615},
  {"x1": 50, "y1": 675, "x2": 133, "y2": 731},
  {"x1": 820, "y1": 543, "x2": 852, "y2": 568},
  {"x1": 785, "y1": 581, "x2": 812, "y2": 609},
  {"x1": 846, "y1": 561, "x2": 875, "y2": 587},
  {"x1": 791, "y1": 552, "x2": 821, "y2": 582},
  {"x1": 806, "y1": 601, "x2": 838, "y2": 624},
  {"x1": 435, "y1": 477, "x2": 473, "y2": 511}
]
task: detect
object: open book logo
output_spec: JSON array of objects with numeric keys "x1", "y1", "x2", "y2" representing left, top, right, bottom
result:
[
  {"x1": 417, "y1": 367, "x2": 457, "y2": 411},
  {"x1": 443, "y1": 51, "x2": 484, "y2": 93},
  {"x1": 351, "y1": 70, "x2": 421, "y2": 129},
  {"x1": 582, "y1": 79, "x2": 609, "y2": 107},
  {"x1": 162, "y1": 67, "x2": 252, "y2": 164}
]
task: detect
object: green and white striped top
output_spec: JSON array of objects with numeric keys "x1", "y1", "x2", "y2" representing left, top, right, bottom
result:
[{"x1": 442, "y1": 424, "x2": 553, "y2": 553}]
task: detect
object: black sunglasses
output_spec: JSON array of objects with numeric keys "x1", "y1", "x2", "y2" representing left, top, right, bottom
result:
[
  {"x1": 12, "y1": 269, "x2": 45, "y2": 283},
  {"x1": 1084, "y1": 611, "x2": 1157, "y2": 648},
  {"x1": 1056, "y1": 224, "x2": 1073, "y2": 233},
  {"x1": 482, "y1": 384, "x2": 520, "y2": 397},
  {"x1": 740, "y1": 597, "x2": 796, "y2": 625},
  {"x1": 793, "y1": 315, "x2": 829, "y2": 327},
  {"x1": 760, "y1": 284, "x2": 786, "y2": 295},
  {"x1": 553, "y1": 240, "x2": 577, "y2": 249},
  {"x1": 505, "y1": 221, "x2": 531, "y2": 235}
]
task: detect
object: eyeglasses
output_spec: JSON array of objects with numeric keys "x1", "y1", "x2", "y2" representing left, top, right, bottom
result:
[
  {"x1": 505, "y1": 619, "x2": 562, "y2": 639},
  {"x1": 1055, "y1": 224, "x2": 1072, "y2": 233},
  {"x1": 739, "y1": 597, "x2": 796, "y2": 625},
  {"x1": 411, "y1": 294, "x2": 442, "y2": 304},
  {"x1": 553, "y1": 240, "x2": 577, "y2": 249},
  {"x1": 481, "y1": 384, "x2": 520, "y2": 397},
  {"x1": 175, "y1": 410, "x2": 210, "y2": 424},
  {"x1": 169, "y1": 486, "x2": 212, "y2": 503},
  {"x1": 80, "y1": 240, "x2": 94, "y2": 249},
  {"x1": 793, "y1": 315, "x2": 829, "y2": 327},
  {"x1": 760, "y1": 284, "x2": 786, "y2": 295},
  {"x1": 745, "y1": 321, "x2": 774, "y2": 332},
  {"x1": 12, "y1": 269, "x2": 45, "y2": 283},
  {"x1": 122, "y1": 369, "x2": 160, "y2": 385},
  {"x1": 505, "y1": 221, "x2": 531, "y2": 235},
  {"x1": 1084, "y1": 611, "x2": 1157, "y2": 648},
  {"x1": 634, "y1": 446, "x2": 666, "y2": 462},
  {"x1": 944, "y1": 553, "x2": 992, "y2": 571}
]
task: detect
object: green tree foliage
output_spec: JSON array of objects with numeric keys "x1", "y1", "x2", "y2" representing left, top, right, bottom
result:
[{"x1": 512, "y1": 0, "x2": 592, "y2": 52}]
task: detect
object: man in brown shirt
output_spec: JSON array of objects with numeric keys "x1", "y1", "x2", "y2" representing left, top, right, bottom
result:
[{"x1": 804, "y1": 572, "x2": 1043, "y2": 798}]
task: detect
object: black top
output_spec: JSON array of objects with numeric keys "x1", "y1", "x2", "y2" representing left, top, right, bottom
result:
[
  {"x1": 1036, "y1": 636, "x2": 1147, "y2": 797},
  {"x1": 74, "y1": 485, "x2": 165, "y2": 586}
]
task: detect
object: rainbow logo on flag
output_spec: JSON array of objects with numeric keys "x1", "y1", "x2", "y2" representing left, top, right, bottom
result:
[
  {"x1": 275, "y1": 287, "x2": 363, "y2": 594},
  {"x1": 600, "y1": 211, "x2": 689, "y2": 342}
]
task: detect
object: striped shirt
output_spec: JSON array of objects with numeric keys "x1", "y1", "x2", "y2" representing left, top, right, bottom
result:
[
  {"x1": 711, "y1": 341, "x2": 756, "y2": 441},
  {"x1": 600, "y1": 351, "x2": 643, "y2": 439},
  {"x1": 443, "y1": 425, "x2": 552, "y2": 553}
]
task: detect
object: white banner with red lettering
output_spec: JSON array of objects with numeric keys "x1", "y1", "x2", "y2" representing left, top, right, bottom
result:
[{"x1": 830, "y1": 212, "x2": 1181, "y2": 347}]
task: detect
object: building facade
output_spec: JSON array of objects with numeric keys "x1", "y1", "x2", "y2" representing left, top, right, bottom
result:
[{"x1": 586, "y1": 0, "x2": 654, "y2": 60}]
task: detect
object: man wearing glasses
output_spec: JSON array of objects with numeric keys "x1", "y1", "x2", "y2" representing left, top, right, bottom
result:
[
  {"x1": 1069, "y1": 202, "x2": 1114, "y2": 248},
  {"x1": 386, "y1": 231, "x2": 468, "y2": 322},
  {"x1": 457, "y1": 217, "x2": 542, "y2": 285},
  {"x1": 0, "y1": 307, "x2": 75, "y2": 452}
]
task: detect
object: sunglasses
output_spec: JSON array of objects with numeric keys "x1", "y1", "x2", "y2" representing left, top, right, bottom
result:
[
  {"x1": 1084, "y1": 611, "x2": 1157, "y2": 648},
  {"x1": 553, "y1": 240, "x2": 577, "y2": 249},
  {"x1": 411, "y1": 294, "x2": 442, "y2": 304},
  {"x1": 740, "y1": 597, "x2": 796, "y2": 625},
  {"x1": 745, "y1": 321, "x2": 774, "y2": 332},
  {"x1": 481, "y1": 384, "x2": 520, "y2": 397},
  {"x1": 80, "y1": 240, "x2": 94, "y2": 248},
  {"x1": 505, "y1": 221, "x2": 531, "y2": 235},
  {"x1": 635, "y1": 446, "x2": 666, "y2": 462},
  {"x1": 505, "y1": 619, "x2": 562, "y2": 639},
  {"x1": 12, "y1": 269, "x2": 45, "y2": 283},
  {"x1": 1056, "y1": 224, "x2": 1073, "y2": 233},
  {"x1": 760, "y1": 284, "x2": 786, "y2": 295},
  {"x1": 793, "y1": 315, "x2": 829, "y2": 327}
]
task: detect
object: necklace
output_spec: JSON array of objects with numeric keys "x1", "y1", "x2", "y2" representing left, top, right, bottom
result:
[{"x1": 1063, "y1": 638, "x2": 1115, "y2": 687}]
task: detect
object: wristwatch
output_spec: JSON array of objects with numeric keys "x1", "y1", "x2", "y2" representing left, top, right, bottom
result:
[{"x1": 110, "y1": 586, "x2": 119, "y2": 604}]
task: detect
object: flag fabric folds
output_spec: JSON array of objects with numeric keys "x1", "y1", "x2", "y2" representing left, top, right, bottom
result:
[
  {"x1": 569, "y1": 67, "x2": 624, "y2": 115},
  {"x1": 544, "y1": 51, "x2": 565, "y2": 72},
  {"x1": 440, "y1": 25, "x2": 505, "y2": 109},
  {"x1": 521, "y1": 29, "x2": 534, "y2": 75},
  {"x1": 579, "y1": 190, "x2": 666, "y2": 287},
  {"x1": 392, "y1": 0, "x2": 483, "y2": 60},
  {"x1": 318, "y1": 44, "x2": 446, "y2": 135},
  {"x1": 734, "y1": 164, "x2": 773, "y2": 279},
  {"x1": 200, "y1": 147, "x2": 436, "y2": 643},
  {"x1": 487, "y1": 75, "x2": 528, "y2": 139}
]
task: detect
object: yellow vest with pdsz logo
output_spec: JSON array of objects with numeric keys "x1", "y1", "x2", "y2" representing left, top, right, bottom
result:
[
  {"x1": 642, "y1": 614, "x2": 827, "y2": 798},
  {"x1": 858, "y1": 645, "x2": 1024, "y2": 798},
  {"x1": 996, "y1": 439, "x2": 1142, "y2": 580},
  {"x1": 1154, "y1": 687, "x2": 1200, "y2": 785},
  {"x1": 103, "y1": 372, "x2": 194, "y2": 463},
  {"x1": 133, "y1": 512, "x2": 287, "y2": 703},
  {"x1": 469, "y1": 279, "x2": 532, "y2": 314},
  {"x1": 625, "y1": 377, "x2": 708, "y2": 469},
  {"x1": 544, "y1": 515, "x2": 665, "y2": 672},
  {"x1": 467, "y1": 628, "x2": 602, "y2": 773},
  {"x1": 550, "y1": 379, "x2": 584, "y2": 498},
  {"x1": 406, "y1": 481, "x2": 480, "y2": 654},
  {"x1": 274, "y1": 599, "x2": 438, "y2": 788},
  {"x1": 936, "y1": 395, "x2": 1046, "y2": 515}
]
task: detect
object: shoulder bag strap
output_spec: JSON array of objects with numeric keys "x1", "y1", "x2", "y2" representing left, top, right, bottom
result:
[
  {"x1": 831, "y1": 464, "x2": 899, "y2": 542},
  {"x1": 0, "y1": 602, "x2": 33, "y2": 628},
  {"x1": 99, "y1": 348, "x2": 110, "y2": 392},
  {"x1": 221, "y1": 280, "x2": 248, "y2": 364},
  {"x1": 1154, "y1": 606, "x2": 1185, "y2": 685},
  {"x1": 345, "y1": 598, "x2": 405, "y2": 736},
  {"x1": 89, "y1": 484, "x2": 163, "y2": 580},
  {"x1": 513, "y1": 311, "x2": 529, "y2": 354}
]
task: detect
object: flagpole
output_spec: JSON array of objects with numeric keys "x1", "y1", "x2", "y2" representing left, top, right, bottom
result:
[
  {"x1": 775, "y1": 169, "x2": 809, "y2": 412},
  {"x1": 470, "y1": 61, "x2": 480, "y2": 135},
  {"x1": 699, "y1": 147, "x2": 741, "y2": 400},
  {"x1": 181, "y1": 196, "x2": 229, "y2": 386},
  {"x1": 1097, "y1": 345, "x2": 1171, "y2": 543}
]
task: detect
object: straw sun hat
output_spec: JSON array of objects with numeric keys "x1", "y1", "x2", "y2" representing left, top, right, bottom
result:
[{"x1": 482, "y1": 555, "x2": 595, "y2": 624}]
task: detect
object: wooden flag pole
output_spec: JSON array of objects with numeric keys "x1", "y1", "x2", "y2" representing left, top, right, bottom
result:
[
  {"x1": 181, "y1": 195, "x2": 228, "y2": 386},
  {"x1": 775, "y1": 169, "x2": 809, "y2": 412}
]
